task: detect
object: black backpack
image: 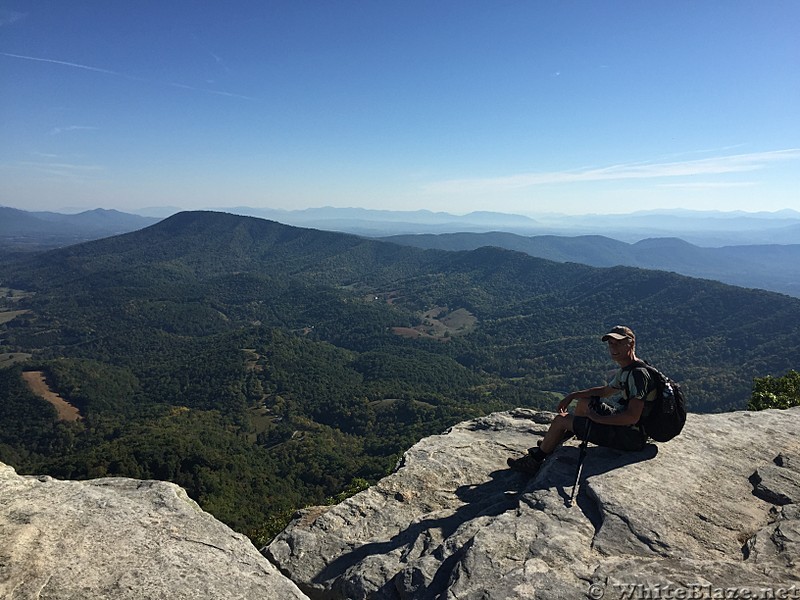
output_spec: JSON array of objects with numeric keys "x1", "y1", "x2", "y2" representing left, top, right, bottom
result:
[{"x1": 626, "y1": 360, "x2": 687, "y2": 442}]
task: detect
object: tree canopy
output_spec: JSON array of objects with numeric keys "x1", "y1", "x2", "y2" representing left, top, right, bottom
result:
[{"x1": 2, "y1": 211, "x2": 800, "y2": 545}]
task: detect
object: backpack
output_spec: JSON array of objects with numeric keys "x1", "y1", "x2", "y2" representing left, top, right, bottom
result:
[{"x1": 626, "y1": 360, "x2": 687, "y2": 442}]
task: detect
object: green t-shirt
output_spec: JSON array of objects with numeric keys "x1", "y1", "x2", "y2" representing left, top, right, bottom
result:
[{"x1": 609, "y1": 361, "x2": 658, "y2": 424}]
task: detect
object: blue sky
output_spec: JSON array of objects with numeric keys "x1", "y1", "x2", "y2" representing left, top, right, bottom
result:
[{"x1": 1, "y1": 1, "x2": 798, "y2": 215}]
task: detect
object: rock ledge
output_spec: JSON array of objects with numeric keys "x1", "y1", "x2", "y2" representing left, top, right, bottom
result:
[
  {"x1": 0, "y1": 464, "x2": 308, "y2": 599},
  {"x1": 267, "y1": 407, "x2": 800, "y2": 599}
]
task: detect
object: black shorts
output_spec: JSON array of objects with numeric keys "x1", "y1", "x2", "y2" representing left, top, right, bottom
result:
[{"x1": 572, "y1": 398, "x2": 647, "y2": 452}]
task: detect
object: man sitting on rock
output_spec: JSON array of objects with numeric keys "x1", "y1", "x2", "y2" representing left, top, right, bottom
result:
[{"x1": 508, "y1": 325, "x2": 656, "y2": 476}]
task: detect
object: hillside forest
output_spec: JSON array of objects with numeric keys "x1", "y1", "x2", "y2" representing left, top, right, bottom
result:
[{"x1": 2, "y1": 211, "x2": 799, "y2": 546}]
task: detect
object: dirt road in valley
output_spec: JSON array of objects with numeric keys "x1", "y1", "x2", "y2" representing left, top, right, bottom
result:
[{"x1": 21, "y1": 371, "x2": 82, "y2": 422}]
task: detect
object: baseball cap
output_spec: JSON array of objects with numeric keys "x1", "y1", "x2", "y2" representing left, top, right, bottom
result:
[{"x1": 601, "y1": 325, "x2": 635, "y2": 342}]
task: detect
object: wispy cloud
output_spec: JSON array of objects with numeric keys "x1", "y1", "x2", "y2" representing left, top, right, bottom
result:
[
  {"x1": 209, "y1": 51, "x2": 232, "y2": 73},
  {"x1": 0, "y1": 10, "x2": 26, "y2": 27},
  {"x1": 4, "y1": 160, "x2": 104, "y2": 179},
  {"x1": 424, "y1": 149, "x2": 800, "y2": 194},
  {"x1": 658, "y1": 181, "x2": 757, "y2": 189},
  {"x1": 49, "y1": 125, "x2": 100, "y2": 136},
  {"x1": 1, "y1": 52, "x2": 255, "y2": 101}
]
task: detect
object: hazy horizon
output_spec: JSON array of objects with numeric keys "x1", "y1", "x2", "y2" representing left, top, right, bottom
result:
[
  {"x1": 2, "y1": 2, "x2": 798, "y2": 215},
  {"x1": 7, "y1": 204, "x2": 800, "y2": 223}
]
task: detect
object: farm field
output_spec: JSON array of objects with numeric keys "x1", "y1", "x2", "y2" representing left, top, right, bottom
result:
[{"x1": 21, "y1": 371, "x2": 82, "y2": 422}]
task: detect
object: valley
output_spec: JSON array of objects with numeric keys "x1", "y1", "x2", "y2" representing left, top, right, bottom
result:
[{"x1": 1, "y1": 210, "x2": 799, "y2": 547}]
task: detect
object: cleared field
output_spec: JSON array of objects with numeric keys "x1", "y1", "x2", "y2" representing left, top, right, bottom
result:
[
  {"x1": 21, "y1": 371, "x2": 82, "y2": 422},
  {"x1": 392, "y1": 306, "x2": 477, "y2": 341},
  {"x1": 0, "y1": 287, "x2": 34, "y2": 303},
  {"x1": 0, "y1": 310, "x2": 29, "y2": 324},
  {"x1": 0, "y1": 352, "x2": 32, "y2": 367}
]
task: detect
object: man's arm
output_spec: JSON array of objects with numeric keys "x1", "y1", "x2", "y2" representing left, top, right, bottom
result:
[
  {"x1": 590, "y1": 366, "x2": 652, "y2": 425},
  {"x1": 569, "y1": 385, "x2": 619, "y2": 400},
  {"x1": 558, "y1": 385, "x2": 619, "y2": 412},
  {"x1": 588, "y1": 396, "x2": 645, "y2": 426}
]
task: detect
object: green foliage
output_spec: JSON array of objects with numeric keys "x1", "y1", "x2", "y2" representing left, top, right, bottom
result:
[
  {"x1": 748, "y1": 370, "x2": 800, "y2": 411},
  {"x1": 0, "y1": 367, "x2": 63, "y2": 459},
  {"x1": 42, "y1": 358, "x2": 140, "y2": 415},
  {"x1": 2, "y1": 211, "x2": 800, "y2": 546},
  {"x1": 327, "y1": 477, "x2": 371, "y2": 505}
]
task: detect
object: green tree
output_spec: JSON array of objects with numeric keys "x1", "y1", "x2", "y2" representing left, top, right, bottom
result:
[{"x1": 748, "y1": 370, "x2": 800, "y2": 411}]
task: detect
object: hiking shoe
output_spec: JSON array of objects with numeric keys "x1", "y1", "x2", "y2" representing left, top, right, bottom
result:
[{"x1": 507, "y1": 453, "x2": 544, "y2": 476}]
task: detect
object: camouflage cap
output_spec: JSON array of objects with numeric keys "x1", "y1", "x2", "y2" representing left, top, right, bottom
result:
[{"x1": 601, "y1": 325, "x2": 635, "y2": 342}]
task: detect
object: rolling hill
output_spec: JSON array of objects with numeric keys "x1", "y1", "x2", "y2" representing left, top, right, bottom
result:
[
  {"x1": 383, "y1": 231, "x2": 800, "y2": 297},
  {"x1": 5, "y1": 210, "x2": 800, "y2": 409},
  {"x1": 2, "y1": 210, "x2": 799, "y2": 544}
]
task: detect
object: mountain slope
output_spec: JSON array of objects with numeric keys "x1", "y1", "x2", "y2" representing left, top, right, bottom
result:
[
  {"x1": 0, "y1": 206, "x2": 159, "y2": 250},
  {"x1": 6, "y1": 210, "x2": 800, "y2": 412},
  {"x1": 3, "y1": 210, "x2": 800, "y2": 545}
]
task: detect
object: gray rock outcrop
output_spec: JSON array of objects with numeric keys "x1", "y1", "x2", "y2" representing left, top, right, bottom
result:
[
  {"x1": 2, "y1": 407, "x2": 798, "y2": 599},
  {"x1": 267, "y1": 407, "x2": 800, "y2": 599},
  {"x1": 0, "y1": 464, "x2": 309, "y2": 599}
]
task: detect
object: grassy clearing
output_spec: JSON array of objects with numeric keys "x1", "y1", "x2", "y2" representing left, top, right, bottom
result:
[
  {"x1": 0, "y1": 310, "x2": 29, "y2": 324},
  {"x1": 0, "y1": 352, "x2": 32, "y2": 368},
  {"x1": 21, "y1": 370, "x2": 82, "y2": 422},
  {"x1": 392, "y1": 306, "x2": 478, "y2": 341},
  {"x1": 245, "y1": 405, "x2": 283, "y2": 443},
  {"x1": 242, "y1": 348, "x2": 262, "y2": 371},
  {"x1": 0, "y1": 287, "x2": 34, "y2": 302}
]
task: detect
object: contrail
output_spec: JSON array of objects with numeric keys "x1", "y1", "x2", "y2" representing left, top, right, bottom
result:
[
  {"x1": 2, "y1": 51, "x2": 255, "y2": 100},
  {"x1": 169, "y1": 81, "x2": 256, "y2": 101},
  {"x1": 1, "y1": 52, "x2": 119, "y2": 75}
]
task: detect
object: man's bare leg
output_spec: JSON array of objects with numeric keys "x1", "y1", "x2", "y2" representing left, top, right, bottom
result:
[
  {"x1": 539, "y1": 398, "x2": 590, "y2": 454},
  {"x1": 508, "y1": 399, "x2": 590, "y2": 474}
]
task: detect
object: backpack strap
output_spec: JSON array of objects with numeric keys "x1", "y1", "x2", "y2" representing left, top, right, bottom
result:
[
  {"x1": 621, "y1": 360, "x2": 649, "y2": 401},
  {"x1": 621, "y1": 362, "x2": 659, "y2": 436}
]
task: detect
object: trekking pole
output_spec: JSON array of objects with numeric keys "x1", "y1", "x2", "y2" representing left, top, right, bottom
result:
[{"x1": 568, "y1": 422, "x2": 591, "y2": 508}]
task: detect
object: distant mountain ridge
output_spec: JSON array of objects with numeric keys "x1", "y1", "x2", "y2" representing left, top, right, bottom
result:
[
  {"x1": 5, "y1": 205, "x2": 800, "y2": 248},
  {"x1": 383, "y1": 231, "x2": 800, "y2": 298},
  {"x1": 212, "y1": 205, "x2": 800, "y2": 245},
  {"x1": 3, "y1": 205, "x2": 799, "y2": 295},
  {"x1": 0, "y1": 206, "x2": 160, "y2": 250}
]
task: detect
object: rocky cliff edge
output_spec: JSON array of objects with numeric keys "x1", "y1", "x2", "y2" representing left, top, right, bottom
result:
[
  {"x1": 0, "y1": 463, "x2": 308, "y2": 599},
  {"x1": 2, "y1": 407, "x2": 799, "y2": 599},
  {"x1": 267, "y1": 407, "x2": 800, "y2": 599}
]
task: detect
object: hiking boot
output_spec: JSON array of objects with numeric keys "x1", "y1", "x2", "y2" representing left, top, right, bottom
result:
[{"x1": 507, "y1": 453, "x2": 544, "y2": 476}]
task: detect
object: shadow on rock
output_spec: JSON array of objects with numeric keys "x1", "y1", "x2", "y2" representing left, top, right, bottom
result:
[
  {"x1": 532, "y1": 442, "x2": 660, "y2": 529},
  {"x1": 314, "y1": 468, "x2": 526, "y2": 590}
]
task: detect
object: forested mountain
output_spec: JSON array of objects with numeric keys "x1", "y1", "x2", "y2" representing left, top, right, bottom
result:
[
  {"x1": 2, "y1": 210, "x2": 799, "y2": 545},
  {"x1": 384, "y1": 231, "x2": 800, "y2": 298},
  {"x1": 0, "y1": 206, "x2": 159, "y2": 250}
]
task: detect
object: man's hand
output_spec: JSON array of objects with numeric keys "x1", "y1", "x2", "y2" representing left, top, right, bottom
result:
[{"x1": 557, "y1": 393, "x2": 575, "y2": 414}]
